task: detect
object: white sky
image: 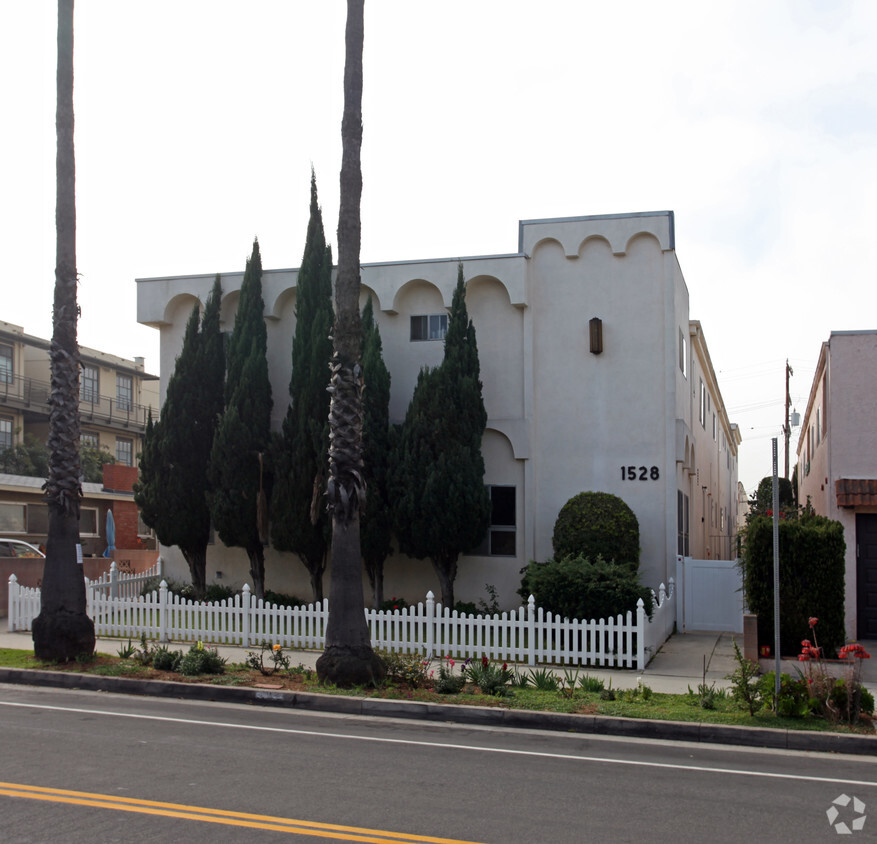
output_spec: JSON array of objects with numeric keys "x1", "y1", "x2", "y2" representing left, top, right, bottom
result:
[{"x1": 2, "y1": 0, "x2": 876, "y2": 494}]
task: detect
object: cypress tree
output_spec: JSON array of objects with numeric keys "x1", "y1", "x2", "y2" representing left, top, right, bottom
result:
[
  {"x1": 360, "y1": 296, "x2": 392, "y2": 608},
  {"x1": 271, "y1": 173, "x2": 334, "y2": 602},
  {"x1": 208, "y1": 241, "x2": 272, "y2": 598},
  {"x1": 391, "y1": 263, "x2": 490, "y2": 609},
  {"x1": 134, "y1": 276, "x2": 224, "y2": 598}
]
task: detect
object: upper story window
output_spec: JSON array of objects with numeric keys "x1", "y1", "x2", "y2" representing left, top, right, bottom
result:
[
  {"x1": 410, "y1": 314, "x2": 448, "y2": 342},
  {"x1": 81, "y1": 364, "x2": 99, "y2": 403},
  {"x1": 0, "y1": 415, "x2": 13, "y2": 451},
  {"x1": 678, "y1": 329, "x2": 687, "y2": 378},
  {"x1": 116, "y1": 437, "x2": 133, "y2": 466},
  {"x1": 0, "y1": 343, "x2": 13, "y2": 384},
  {"x1": 475, "y1": 485, "x2": 516, "y2": 556},
  {"x1": 116, "y1": 373, "x2": 133, "y2": 411},
  {"x1": 81, "y1": 430, "x2": 100, "y2": 449},
  {"x1": 698, "y1": 379, "x2": 706, "y2": 427},
  {"x1": 712, "y1": 413, "x2": 717, "y2": 442}
]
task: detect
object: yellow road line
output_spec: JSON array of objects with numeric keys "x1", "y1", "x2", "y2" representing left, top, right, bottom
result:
[{"x1": 0, "y1": 782, "x2": 483, "y2": 844}]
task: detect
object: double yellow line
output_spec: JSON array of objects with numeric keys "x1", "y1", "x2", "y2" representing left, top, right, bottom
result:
[{"x1": 0, "y1": 782, "x2": 483, "y2": 843}]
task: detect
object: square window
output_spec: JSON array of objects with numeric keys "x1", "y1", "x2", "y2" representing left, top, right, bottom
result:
[
  {"x1": 0, "y1": 502, "x2": 26, "y2": 533},
  {"x1": 410, "y1": 314, "x2": 448, "y2": 341}
]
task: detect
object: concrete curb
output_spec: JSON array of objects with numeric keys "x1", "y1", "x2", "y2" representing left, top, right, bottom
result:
[{"x1": 1, "y1": 666, "x2": 874, "y2": 756}]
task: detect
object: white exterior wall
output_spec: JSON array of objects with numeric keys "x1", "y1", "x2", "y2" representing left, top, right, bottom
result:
[{"x1": 137, "y1": 212, "x2": 739, "y2": 609}]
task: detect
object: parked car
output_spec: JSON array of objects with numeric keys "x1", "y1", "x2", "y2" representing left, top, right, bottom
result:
[{"x1": 0, "y1": 539, "x2": 45, "y2": 558}]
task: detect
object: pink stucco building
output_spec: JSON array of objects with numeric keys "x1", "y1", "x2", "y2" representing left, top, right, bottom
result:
[{"x1": 796, "y1": 330, "x2": 877, "y2": 640}]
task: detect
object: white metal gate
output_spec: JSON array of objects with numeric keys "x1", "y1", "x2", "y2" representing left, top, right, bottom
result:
[{"x1": 674, "y1": 556, "x2": 743, "y2": 633}]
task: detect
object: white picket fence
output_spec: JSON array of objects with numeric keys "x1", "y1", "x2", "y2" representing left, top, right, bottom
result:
[{"x1": 8, "y1": 569, "x2": 675, "y2": 670}]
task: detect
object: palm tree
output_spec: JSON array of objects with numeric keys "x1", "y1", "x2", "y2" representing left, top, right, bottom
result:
[
  {"x1": 316, "y1": 0, "x2": 384, "y2": 686},
  {"x1": 32, "y1": 0, "x2": 96, "y2": 662}
]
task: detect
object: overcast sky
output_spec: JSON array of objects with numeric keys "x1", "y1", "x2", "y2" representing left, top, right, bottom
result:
[{"x1": 2, "y1": 0, "x2": 876, "y2": 493}]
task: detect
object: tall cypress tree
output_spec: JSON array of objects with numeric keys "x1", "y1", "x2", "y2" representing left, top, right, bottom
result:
[
  {"x1": 208, "y1": 241, "x2": 272, "y2": 598},
  {"x1": 134, "y1": 276, "x2": 224, "y2": 598},
  {"x1": 360, "y1": 296, "x2": 392, "y2": 608},
  {"x1": 271, "y1": 173, "x2": 334, "y2": 602},
  {"x1": 391, "y1": 263, "x2": 490, "y2": 608}
]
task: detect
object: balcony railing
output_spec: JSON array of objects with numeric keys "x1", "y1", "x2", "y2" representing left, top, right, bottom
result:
[{"x1": 0, "y1": 374, "x2": 152, "y2": 432}]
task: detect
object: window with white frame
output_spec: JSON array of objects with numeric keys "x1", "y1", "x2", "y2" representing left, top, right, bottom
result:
[
  {"x1": 0, "y1": 502, "x2": 26, "y2": 533},
  {"x1": 678, "y1": 329, "x2": 687, "y2": 377},
  {"x1": 677, "y1": 491, "x2": 689, "y2": 556},
  {"x1": 816, "y1": 407, "x2": 822, "y2": 445},
  {"x1": 699, "y1": 379, "x2": 706, "y2": 427},
  {"x1": 79, "y1": 507, "x2": 98, "y2": 536},
  {"x1": 0, "y1": 343, "x2": 12, "y2": 384},
  {"x1": 0, "y1": 415, "x2": 13, "y2": 452},
  {"x1": 116, "y1": 373, "x2": 133, "y2": 411},
  {"x1": 410, "y1": 314, "x2": 448, "y2": 341},
  {"x1": 80, "y1": 430, "x2": 99, "y2": 449},
  {"x1": 81, "y1": 364, "x2": 99, "y2": 402},
  {"x1": 476, "y1": 486, "x2": 516, "y2": 556},
  {"x1": 116, "y1": 437, "x2": 133, "y2": 466},
  {"x1": 712, "y1": 413, "x2": 717, "y2": 442}
]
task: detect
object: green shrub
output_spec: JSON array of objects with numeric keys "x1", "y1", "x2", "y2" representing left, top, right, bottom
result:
[
  {"x1": 741, "y1": 512, "x2": 845, "y2": 656},
  {"x1": 379, "y1": 597, "x2": 409, "y2": 612},
  {"x1": 519, "y1": 555, "x2": 654, "y2": 621},
  {"x1": 177, "y1": 643, "x2": 226, "y2": 676},
  {"x1": 152, "y1": 646, "x2": 183, "y2": 672},
  {"x1": 465, "y1": 656, "x2": 513, "y2": 696},
  {"x1": 453, "y1": 601, "x2": 478, "y2": 616},
  {"x1": 203, "y1": 584, "x2": 236, "y2": 603},
  {"x1": 263, "y1": 591, "x2": 307, "y2": 608},
  {"x1": 376, "y1": 649, "x2": 430, "y2": 688},
  {"x1": 551, "y1": 491, "x2": 640, "y2": 569},
  {"x1": 758, "y1": 671, "x2": 810, "y2": 718}
]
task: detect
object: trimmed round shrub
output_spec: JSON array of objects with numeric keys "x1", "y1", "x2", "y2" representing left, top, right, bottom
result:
[
  {"x1": 552, "y1": 491, "x2": 640, "y2": 570},
  {"x1": 518, "y1": 555, "x2": 654, "y2": 621}
]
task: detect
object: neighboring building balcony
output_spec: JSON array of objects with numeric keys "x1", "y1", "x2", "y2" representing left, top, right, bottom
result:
[{"x1": 0, "y1": 374, "x2": 151, "y2": 433}]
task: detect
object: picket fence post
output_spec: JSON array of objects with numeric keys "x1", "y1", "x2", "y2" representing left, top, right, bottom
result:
[
  {"x1": 159, "y1": 580, "x2": 169, "y2": 642},
  {"x1": 8, "y1": 574, "x2": 17, "y2": 631},
  {"x1": 425, "y1": 591, "x2": 434, "y2": 659},
  {"x1": 527, "y1": 595, "x2": 536, "y2": 667},
  {"x1": 109, "y1": 561, "x2": 119, "y2": 600},
  {"x1": 242, "y1": 584, "x2": 251, "y2": 648},
  {"x1": 636, "y1": 597, "x2": 646, "y2": 670}
]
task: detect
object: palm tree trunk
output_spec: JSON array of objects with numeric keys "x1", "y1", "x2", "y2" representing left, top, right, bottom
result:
[
  {"x1": 32, "y1": 0, "x2": 96, "y2": 662},
  {"x1": 317, "y1": 0, "x2": 384, "y2": 687}
]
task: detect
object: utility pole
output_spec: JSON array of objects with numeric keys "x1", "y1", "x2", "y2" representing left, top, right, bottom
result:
[{"x1": 783, "y1": 360, "x2": 793, "y2": 479}]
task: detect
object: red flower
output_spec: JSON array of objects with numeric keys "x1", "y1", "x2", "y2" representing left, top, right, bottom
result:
[
  {"x1": 481, "y1": 655, "x2": 489, "y2": 668},
  {"x1": 502, "y1": 662, "x2": 508, "y2": 671},
  {"x1": 808, "y1": 617, "x2": 818, "y2": 627},
  {"x1": 798, "y1": 654, "x2": 810, "y2": 661},
  {"x1": 801, "y1": 639, "x2": 811, "y2": 649}
]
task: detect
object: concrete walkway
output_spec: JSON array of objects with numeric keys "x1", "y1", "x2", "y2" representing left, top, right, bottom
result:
[{"x1": 1, "y1": 629, "x2": 875, "y2": 694}]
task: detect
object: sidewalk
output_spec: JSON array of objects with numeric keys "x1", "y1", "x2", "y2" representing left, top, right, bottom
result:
[{"x1": 1, "y1": 628, "x2": 874, "y2": 694}]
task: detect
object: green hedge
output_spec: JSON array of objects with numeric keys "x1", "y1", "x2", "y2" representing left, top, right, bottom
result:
[
  {"x1": 742, "y1": 513, "x2": 845, "y2": 656},
  {"x1": 552, "y1": 491, "x2": 640, "y2": 570},
  {"x1": 518, "y1": 555, "x2": 654, "y2": 621}
]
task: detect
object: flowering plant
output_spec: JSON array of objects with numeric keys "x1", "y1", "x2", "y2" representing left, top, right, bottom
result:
[
  {"x1": 796, "y1": 617, "x2": 873, "y2": 723},
  {"x1": 433, "y1": 655, "x2": 467, "y2": 695},
  {"x1": 245, "y1": 641, "x2": 291, "y2": 676}
]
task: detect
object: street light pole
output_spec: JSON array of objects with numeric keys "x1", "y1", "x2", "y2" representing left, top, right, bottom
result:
[{"x1": 783, "y1": 360, "x2": 793, "y2": 479}]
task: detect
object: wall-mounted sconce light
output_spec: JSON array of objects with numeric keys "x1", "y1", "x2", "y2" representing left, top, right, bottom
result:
[{"x1": 589, "y1": 317, "x2": 603, "y2": 355}]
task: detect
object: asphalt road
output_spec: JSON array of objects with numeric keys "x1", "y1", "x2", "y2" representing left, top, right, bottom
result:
[{"x1": 1, "y1": 684, "x2": 875, "y2": 843}]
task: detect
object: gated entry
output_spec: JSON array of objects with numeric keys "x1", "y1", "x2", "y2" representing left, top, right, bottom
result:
[{"x1": 675, "y1": 556, "x2": 744, "y2": 633}]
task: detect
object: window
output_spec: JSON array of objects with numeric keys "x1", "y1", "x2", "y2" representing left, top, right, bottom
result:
[
  {"x1": 116, "y1": 373, "x2": 133, "y2": 410},
  {"x1": 476, "y1": 486, "x2": 516, "y2": 556},
  {"x1": 81, "y1": 364, "x2": 99, "y2": 402},
  {"x1": 712, "y1": 413, "x2": 717, "y2": 442},
  {"x1": 116, "y1": 437, "x2": 133, "y2": 466},
  {"x1": 410, "y1": 314, "x2": 448, "y2": 341},
  {"x1": 677, "y1": 491, "x2": 689, "y2": 556},
  {"x1": 137, "y1": 513, "x2": 153, "y2": 538},
  {"x1": 81, "y1": 430, "x2": 99, "y2": 449},
  {"x1": 0, "y1": 343, "x2": 12, "y2": 384},
  {"x1": 0, "y1": 502, "x2": 26, "y2": 533},
  {"x1": 0, "y1": 415, "x2": 12, "y2": 452},
  {"x1": 698, "y1": 380, "x2": 706, "y2": 427},
  {"x1": 79, "y1": 507, "x2": 98, "y2": 536},
  {"x1": 678, "y1": 329, "x2": 687, "y2": 377},
  {"x1": 816, "y1": 407, "x2": 822, "y2": 445}
]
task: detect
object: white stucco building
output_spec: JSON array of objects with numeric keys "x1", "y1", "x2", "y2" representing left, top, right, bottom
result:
[
  {"x1": 137, "y1": 211, "x2": 740, "y2": 608},
  {"x1": 796, "y1": 330, "x2": 877, "y2": 640}
]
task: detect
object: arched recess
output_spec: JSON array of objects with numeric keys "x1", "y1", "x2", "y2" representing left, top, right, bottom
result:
[
  {"x1": 220, "y1": 290, "x2": 240, "y2": 331},
  {"x1": 576, "y1": 234, "x2": 613, "y2": 258},
  {"x1": 466, "y1": 276, "x2": 524, "y2": 423},
  {"x1": 622, "y1": 230, "x2": 664, "y2": 257},
  {"x1": 358, "y1": 283, "x2": 382, "y2": 312},
  {"x1": 390, "y1": 278, "x2": 447, "y2": 314},
  {"x1": 162, "y1": 292, "x2": 202, "y2": 328}
]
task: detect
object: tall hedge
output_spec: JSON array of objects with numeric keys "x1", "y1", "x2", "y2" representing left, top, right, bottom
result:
[
  {"x1": 552, "y1": 491, "x2": 640, "y2": 570},
  {"x1": 742, "y1": 513, "x2": 845, "y2": 656}
]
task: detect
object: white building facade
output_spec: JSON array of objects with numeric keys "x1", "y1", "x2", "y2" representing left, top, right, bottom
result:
[{"x1": 137, "y1": 211, "x2": 740, "y2": 608}]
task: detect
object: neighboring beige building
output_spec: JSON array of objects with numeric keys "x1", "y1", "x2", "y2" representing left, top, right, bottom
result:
[
  {"x1": 137, "y1": 211, "x2": 741, "y2": 607},
  {"x1": 0, "y1": 320, "x2": 159, "y2": 550},
  {"x1": 796, "y1": 330, "x2": 877, "y2": 640}
]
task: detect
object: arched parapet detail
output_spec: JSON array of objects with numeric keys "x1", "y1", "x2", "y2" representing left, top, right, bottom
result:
[
  {"x1": 485, "y1": 419, "x2": 529, "y2": 460},
  {"x1": 576, "y1": 234, "x2": 613, "y2": 258},
  {"x1": 466, "y1": 273, "x2": 513, "y2": 308},
  {"x1": 268, "y1": 286, "x2": 297, "y2": 323},
  {"x1": 621, "y1": 230, "x2": 664, "y2": 257},
  {"x1": 389, "y1": 277, "x2": 449, "y2": 314},
  {"x1": 161, "y1": 292, "x2": 202, "y2": 328},
  {"x1": 220, "y1": 289, "x2": 240, "y2": 331},
  {"x1": 358, "y1": 283, "x2": 382, "y2": 312},
  {"x1": 263, "y1": 268, "x2": 299, "y2": 321}
]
